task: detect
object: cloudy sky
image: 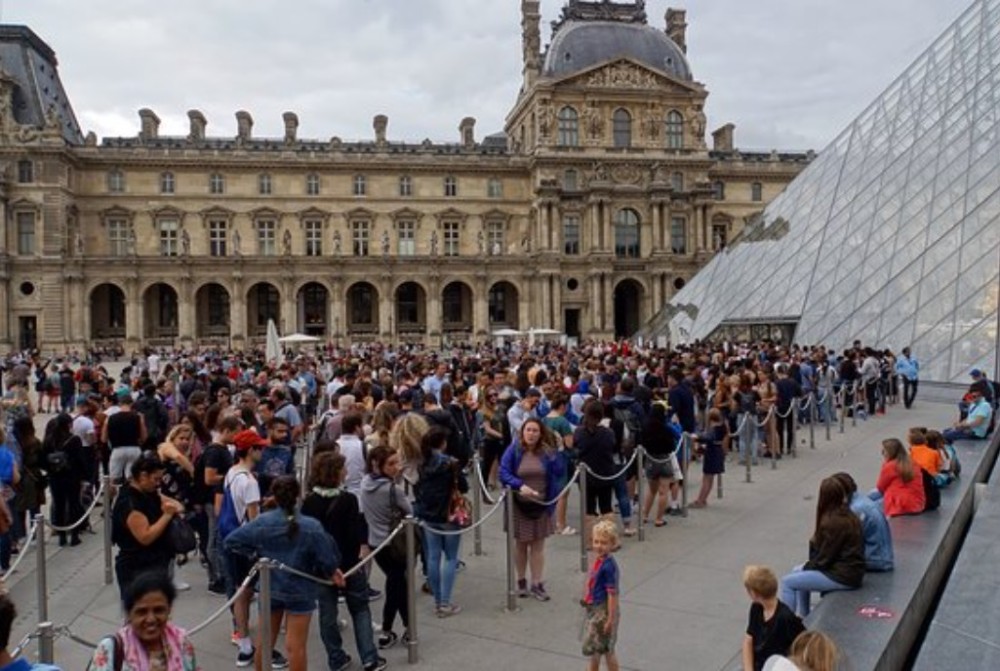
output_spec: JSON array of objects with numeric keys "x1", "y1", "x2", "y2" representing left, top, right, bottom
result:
[{"x1": 7, "y1": 0, "x2": 969, "y2": 151}]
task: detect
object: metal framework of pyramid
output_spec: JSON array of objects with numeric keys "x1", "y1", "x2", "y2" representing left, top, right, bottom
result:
[{"x1": 661, "y1": 0, "x2": 1000, "y2": 383}]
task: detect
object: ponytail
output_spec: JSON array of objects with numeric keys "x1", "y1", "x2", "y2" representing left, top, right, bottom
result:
[{"x1": 270, "y1": 475, "x2": 300, "y2": 540}]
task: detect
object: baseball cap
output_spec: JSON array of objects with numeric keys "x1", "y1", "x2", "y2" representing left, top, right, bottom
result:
[
  {"x1": 233, "y1": 429, "x2": 268, "y2": 453},
  {"x1": 970, "y1": 369, "x2": 984, "y2": 378}
]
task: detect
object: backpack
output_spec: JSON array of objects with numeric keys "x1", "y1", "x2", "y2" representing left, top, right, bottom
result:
[
  {"x1": 217, "y1": 470, "x2": 251, "y2": 540},
  {"x1": 921, "y1": 468, "x2": 940, "y2": 512},
  {"x1": 612, "y1": 405, "x2": 642, "y2": 452},
  {"x1": 313, "y1": 411, "x2": 336, "y2": 449}
]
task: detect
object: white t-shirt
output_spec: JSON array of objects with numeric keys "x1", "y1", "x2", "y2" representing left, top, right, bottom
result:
[
  {"x1": 336, "y1": 434, "x2": 366, "y2": 499},
  {"x1": 72, "y1": 415, "x2": 96, "y2": 447},
  {"x1": 147, "y1": 353, "x2": 160, "y2": 375},
  {"x1": 225, "y1": 466, "x2": 261, "y2": 525}
]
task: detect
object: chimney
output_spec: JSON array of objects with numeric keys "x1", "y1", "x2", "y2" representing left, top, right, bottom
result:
[
  {"x1": 459, "y1": 117, "x2": 476, "y2": 149},
  {"x1": 282, "y1": 112, "x2": 299, "y2": 143},
  {"x1": 235, "y1": 110, "x2": 253, "y2": 142},
  {"x1": 138, "y1": 108, "x2": 160, "y2": 140},
  {"x1": 187, "y1": 109, "x2": 207, "y2": 142},
  {"x1": 712, "y1": 123, "x2": 735, "y2": 152},
  {"x1": 373, "y1": 114, "x2": 388, "y2": 146},
  {"x1": 521, "y1": 1, "x2": 541, "y2": 89},
  {"x1": 665, "y1": 8, "x2": 688, "y2": 53}
]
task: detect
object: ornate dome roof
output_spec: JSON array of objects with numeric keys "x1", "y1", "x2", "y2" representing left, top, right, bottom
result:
[{"x1": 542, "y1": 21, "x2": 692, "y2": 81}]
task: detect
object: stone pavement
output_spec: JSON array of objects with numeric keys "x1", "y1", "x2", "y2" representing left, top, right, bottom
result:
[{"x1": 7, "y1": 397, "x2": 956, "y2": 670}]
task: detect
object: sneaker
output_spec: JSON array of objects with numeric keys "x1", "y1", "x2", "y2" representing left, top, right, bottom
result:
[
  {"x1": 559, "y1": 526, "x2": 578, "y2": 536},
  {"x1": 436, "y1": 603, "x2": 462, "y2": 618},
  {"x1": 517, "y1": 578, "x2": 529, "y2": 598},
  {"x1": 236, "y1": 648, "x2": 254, "y2": 668},
  {"x1": 530, "y1": 583, "x2": 551, "y2": 602},
  {"x1": 208, "y1": 581, "x2": 227, "y2": 596},
  {"x1": 421, "y1": 581, "x2": 432, "y2": 594},
  {"x1": 332, "y1": 655, "x2": 352, "y2": 671},
  {"x1": 231, "y1": 632, "x2": 241, "y2": 646},
  {"x1": 363, "y1": 657, "x2": 388, "y2": 671},
  {"x1": 271, "y1": 650, "x2": 289, "y2": 670},
  {"x1": 378, "y1": 631, "x2": 399, "y2": 650},
  {"x1": 456, "y1": 560, "x2": 466, "y2": 573},
  {"x1": 367, "y1": 587, "x2": 382, "y2": 601},
  {"x1": 173, "y1": 579, "x2": 191, "y2": 592}
]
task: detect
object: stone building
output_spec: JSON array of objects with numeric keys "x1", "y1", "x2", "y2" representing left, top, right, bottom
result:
[{"x1": 0, "y1": 1, "x2": 810, "y2": 353}]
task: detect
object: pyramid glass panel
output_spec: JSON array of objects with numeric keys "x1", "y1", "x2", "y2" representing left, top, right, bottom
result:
[{"x1": 659, "y1": 0, "x2": 1000, "y2": 383}]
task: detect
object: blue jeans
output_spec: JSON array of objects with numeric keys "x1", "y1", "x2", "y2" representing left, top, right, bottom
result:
[
  {"x1": 942, "y1": 427, "x2": 986, "y2": 442},
  {"x1": 317, "y1": 572, "x2": 378, "y2": 668},
  {"x1": 613, "y1": 476, "x2": 632, "y2": 524},
  {"x1": 779, "y1": 564, "x2": 852, "y2": 616},
  {"x1": 423, "y1": 528, "x2": 461, "y2": 607}
]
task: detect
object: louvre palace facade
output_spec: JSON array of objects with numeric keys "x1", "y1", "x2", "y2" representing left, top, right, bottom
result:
[{"x1": 0, "y1": 1, "x2": 810, "y2": 353}]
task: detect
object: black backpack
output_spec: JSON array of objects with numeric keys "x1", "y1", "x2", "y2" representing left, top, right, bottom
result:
[{"x1": 922, "y1": 468, "x2": 940, "y2": 512}]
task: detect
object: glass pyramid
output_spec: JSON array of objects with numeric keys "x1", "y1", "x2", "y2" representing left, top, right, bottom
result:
[{"x1": 661, "y1": 0, "x2": 1000, "y2": 383}]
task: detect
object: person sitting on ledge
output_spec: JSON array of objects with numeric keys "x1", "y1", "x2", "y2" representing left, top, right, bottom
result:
[
  {"x1": 831, "y1": 472, "x2": 893, "y2": 572},
  {"x1": 907, "y1": 428, "x2": 942, "y2": 479},
  {"x1": 870, "y1": 438, "x2": 925, "y2": 517},
  {"x1": 944, "y1": 380, "x2": 993, "y2": 442}
]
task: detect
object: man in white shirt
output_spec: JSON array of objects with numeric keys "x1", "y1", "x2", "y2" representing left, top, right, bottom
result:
[
  {"x1": 336, "y1": 412, "x2": 367, "y2": 500},
  {"x1": 223, "y1": 430, "x2": 263, "y2": 667}
]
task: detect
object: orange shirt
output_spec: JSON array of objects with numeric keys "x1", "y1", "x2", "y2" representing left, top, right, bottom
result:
[{"x1": 910, "y1": 444, "x2": 943, "y2": 477}]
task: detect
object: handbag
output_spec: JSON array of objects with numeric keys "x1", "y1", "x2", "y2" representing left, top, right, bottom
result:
[
  {"x1": 447, "y1": 481, "x2": 472, "y2": 528},
  {"x1": 166, "y1": 515, "x2": 198, "y2": 555},
  {"x1": 46, "y1": 437, "x2": 72, "y2": 474},
  {"x1": 513, "y1": 491, "x2": 548, "y2": 519}
]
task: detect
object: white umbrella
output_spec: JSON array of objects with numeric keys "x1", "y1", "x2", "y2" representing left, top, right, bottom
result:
[
  {"x1": 266, "y1": 319, "x2": 284, "y2": 364},
  {"x1": 491, "y1": 328, "x2": 524, "y2": 337},
  {"x1": 278, "y1": 333, "x2": 321, "y2": 344},
  {"x1": 528, "y1": 328, "x2": 561, "y2": 335}
]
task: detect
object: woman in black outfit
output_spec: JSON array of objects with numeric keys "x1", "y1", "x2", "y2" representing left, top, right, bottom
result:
[
  {"x1": 42, "y1": 414, "x2": 87, "y2": 546},
  {"x1": 573, "y1": 398, "x2": 617, "y2": 541}
]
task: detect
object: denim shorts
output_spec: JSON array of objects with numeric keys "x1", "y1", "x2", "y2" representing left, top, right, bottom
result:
[{"x1": 270, "y1": 596, "x2": 316, "y2": 615}]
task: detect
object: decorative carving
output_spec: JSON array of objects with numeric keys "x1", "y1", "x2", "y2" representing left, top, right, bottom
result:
[
  {"x1": 587, "y1": 63, "x2": 659, "y2": 90},
  {"x1": 643, "y1": 104, "x2": 662, "y2": 140},
  {"x1": 591, "y1": 162, "x2": 610, "y2": 182},
  {"x1": 232, "y1": 229, "x2": 242, "y2": 256},
  {"x1": 583, "y1": 103, "x2": 603, "y2": 140},
  {"x1": 429, "y1": 230, "x2": 439, "y2": 256},
  {"x1": 611, "y1": 163, "x2": 644, "y2": 186},
  {"x1": 691, "y1": 107, "x2": 707, "y2": 148},
  {"x1": 75, "y1": 230, "x2": 85, "y2": 257},
  {"x1": 181, "y1": 229, "x2": 190, "y2": 257},
  {"x1": 381, "y1": 230, "x2": 390, "y2": 256},
  {"x1": 537, "y1": 103, "x2": 553, "y2": 139},
  {"x1": 477, "y1": 229, "x2": 485, "y2": 255},
  {"x1": 332, "y1": 230, "x2": 342, "y2": 255},
  {"x1": 282, "y1": 228, "x2": 292, "y2": 256},
  {"x1": 651, "y1": 162, "x2": 669, "y2": 184}
]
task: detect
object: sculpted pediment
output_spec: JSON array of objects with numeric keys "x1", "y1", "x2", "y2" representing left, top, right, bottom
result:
[{"x1": 554, "y1": 58, "x2": 702, "y2": 94}]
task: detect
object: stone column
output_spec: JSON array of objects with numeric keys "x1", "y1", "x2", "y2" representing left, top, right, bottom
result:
[
  {"x1": 518, "y1": 279, "x2": 530, "y2": 332},
  {"x1": 550, "y1": 274, "x2": 563, "y2": 332},
  {"x1": 378, "y1": 279, "x2": 392, "y2": 338},
  {"x1": 473, "y1": 276, "x2": 488, "y2": 338},
  {"x1": 125, "y1": 279, "x2": 142, "y2": 346},
  {"x1": 230, "y1": 276, "x2": 246, "y2": 346},
  {"x1": 426, "y1": 277, "x2": 442, "y2": 339},
  {"x1": 329, "y1": 278, "x2": 344, "y2": 345},
  {"x1": 694, "y1": 205, "x2": 705, "y2": 252},
  {"x1": 652, "y1": 202, "x2": 662, "y2": 251},
  {"x1": 280, "y1": 279, "x2": 296, "y2": 336},
  {"x1": 539, "y1": 274, "x2": 550, "y2": 329},
  {"x1": 178, "y1": 278, "x2": 195, "y2": 343},
  {"x1": 590, "y1": 201, "x2": 601, "y2": 253},
  {"x1": 603, "y1": 204, "x2": 613, "y2": 254},
  {"x1": 640, "y1": 209, "x2": 653, "y2": 258}
]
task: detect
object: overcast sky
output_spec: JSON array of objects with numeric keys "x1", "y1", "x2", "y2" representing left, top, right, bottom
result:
[{"x1": 6, "y1": 0, "x2": 969, "y2": 151}]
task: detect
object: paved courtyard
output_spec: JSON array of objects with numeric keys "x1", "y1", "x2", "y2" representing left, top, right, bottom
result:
[{"x1": 7, "y1": 392, "x2": 956, "y2": 670}]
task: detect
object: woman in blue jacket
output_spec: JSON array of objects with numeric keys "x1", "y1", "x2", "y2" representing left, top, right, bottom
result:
[
  {"x1": 500, "y1": 418, "x2": 565, "y2": 601},
  {"x1": 224, "y1": 475, "x2": 342, "y2": 671}
]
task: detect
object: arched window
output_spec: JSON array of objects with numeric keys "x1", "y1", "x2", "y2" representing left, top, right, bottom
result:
[
  {"x1": 614, "y1": 208, "x2": 640, "y2": 258},
  {"x1": 613, "y1": 109, "x2": 632, "y2": 148},
  {"x1": 557, "y1": 106, "x2": 579, "y2": 147},
  {"x1": 666, "y1": 110, "x2": 684, "y2": 149}
]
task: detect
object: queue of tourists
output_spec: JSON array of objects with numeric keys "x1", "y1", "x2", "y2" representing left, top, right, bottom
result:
[{"x1": 0, "y1": 337, "x2": 992, "y2": 670}]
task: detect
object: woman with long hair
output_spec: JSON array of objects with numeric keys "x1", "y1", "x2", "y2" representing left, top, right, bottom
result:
[
  {"x1": 873, "y1": 437, "x2": 926, "y2": 516},
  {"x1": 360, "y1": 445, "x2": 411, "y2": 649},
  {"x1": 11, "y1": 416, "x2": 45, "y2": 552},
  {"x1": 389, "y1": 412, "x2": 429, "y2": 492},
  {"x1": 500, "y1": 417, "x2": 564, "y2": 600},
  {"x1": 779, "y1": 477, "x2": 865, "y2": 616},
  {"x1": 224, "y1": 475, "x2": 340, "y2": 671},
  {"x1": 574, "y1": 398, "x2": 618, "y2": 543},
  {"x1": 478, "y1": 386, "x2": 507, "y2": 491},
  {"x1": 365, "y1": 400, "x2": 399, "y2": 452}
]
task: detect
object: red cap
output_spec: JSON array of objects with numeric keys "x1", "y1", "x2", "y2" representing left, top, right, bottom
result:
[{"x1": 233, "y1": 429, "x2": 268, "y2": 453}]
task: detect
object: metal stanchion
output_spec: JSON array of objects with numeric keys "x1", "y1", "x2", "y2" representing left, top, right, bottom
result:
[
  {"x1": 852, "y1": 383, "x2": 859, "y2": 427},
  {"x1": 636, "y1": 448, "x2": 646, "y2": 542},
  {"x1": 809, "y1": 394, "x2": 816, "y2": 449},
  {"x1": 839, "y1": 387, "x2": 847, "y2": 434},
  {"x1": 824, "y1": 392, "x2": 832, "y2": 441},
  {"x1": 37, "y1": 621, "x2": 54, "y2": 664},
  {"x1": 680, "y1": 435, "x2": 689, "y2": 517},
  {"x1": 103, "y1": 475, "x2": 113, "y2": 585},
  {"x1": 743, "y1": 414, "x2": 753, "y2": 484},
  {"x1": 259, "y1": 561, "x2": 273, "y2": 671},
  {"x1": 405, "y1": 518, "x2": 419, "y2": 664},
  {"x1": 578, "y1": 464, "x2": 588, "y2": 573},
  {"x1": 717, "y1": 471, "x2": 723, "y2": 499},
  {"x1": 34, "y1": 514, "x2": 47, "y2": 623},
  {"x1": 504, "y1": 488, "x2": 518, "y2": 612},
  {"x1": 770, "y1": 412, "x2": 778, "y2": 470},
  {"x1": 472, "y1": 454, "x2": 483, "y2": 557}
]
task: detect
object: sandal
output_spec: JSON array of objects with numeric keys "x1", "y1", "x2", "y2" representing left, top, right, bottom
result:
[
  {"x1": 623, "y1": 527, "x2": 637, "y2": 537},
  {"x1": 559, "y1": 526, "x2": 578, "y2": 536},
  {"x1": 653, "y1": 519, "x2": 667, "y2": 527}
]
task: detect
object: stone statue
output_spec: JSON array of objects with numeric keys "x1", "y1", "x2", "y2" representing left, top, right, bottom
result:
[
  {"x1": 521, "y1": 234, "x2": 531, "y2": 253},
  {"x1": 232, "y1": 229, "x2": 242, "y2": 256},
  {"x1": 644, "y1": 106, "x2": 661, "y2": 140},
  {"x1": 282, "y1": 228, "x2": 292, "y2": 256},
  {"x1": 429, "y1": 230, "x2": 439, "y2": 256},
  {"x1": 592, "y1": 162, "x2": 609, "y2": 182},
  {"x1": 75, "y1": 230, "x2": 84, "y2": 257},
  {"x1": 492, "y1": 241, "x2": 502, "y2": 256},
  {"x1": 692, "y1": 108, "x2": 707, "y2": 147},
  {"x1": 381, "y1": 230, "x2": 390, "y2": 256},
  {"x1": 126, "y1": 229, "x2": 137, "y2": 256},
  {"x1": 477, "y1": 229, "x2": 485, "y2": 255},
  {"x1": 584, "y1": 104, "x2": 603, "y2": 140},
  {"x1": 180, "y1": 229, "x2": 190, "y2": 257},
  {"x1": 537, "y1": 103, "x2": 553, "y2": 139},
  {"x1": 333, "y1": 230, "x2": 342, "y2": 255}
]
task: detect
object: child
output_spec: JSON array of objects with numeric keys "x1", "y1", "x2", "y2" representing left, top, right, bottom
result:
[
  {"x1": 582, "y1": 520, "x2": 620, "y2": 671},
  {"x1": 691, "y1": 408, "x2": 726, "y2": 507},
  {"x1": 741, "y1": 565, "x2": 805, "y2": 671}
]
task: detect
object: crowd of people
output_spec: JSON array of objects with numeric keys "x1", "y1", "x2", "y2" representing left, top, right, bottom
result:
[{"x1": 0, "y1": 337, "x2": 992, "y2": 670}]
